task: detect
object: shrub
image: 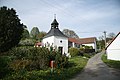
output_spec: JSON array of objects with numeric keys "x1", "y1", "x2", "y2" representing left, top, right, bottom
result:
[
  {"x1": 83, "y1": 53, "x2": 91, "y2": 58},
  {"x1": 2, "y1": 46, "x2": 69, "y2": 79},
  {"x1": 9, "y1": 59, "x2": 31, "y2": 71},
  {"x1": 55, "y1": 53, "x2": 68, "y2": 68},
  {"x1": 69, "y1": 48, "x2": 79, "y2": 57},
  {"x1": 0, "y1": 56, "x2": 12, "y2": 79},
  {"x1": 2, "y1": 55, "x2": 87, "y2": 80},
  {"x1": 84, "y1": 49, "x2": 95, "y2": 53},
  {"x1": 80, "y1": 45, "x2": 95, "y2": 53},
  {"x1": 9, "y1": 46, "x2": 69, "y2": 71},
  {"x1": 19, "y1": 39, "x2": 35, "y2": 46},
  {"x1": 9, "y1": 47, "x2": 50, "y2": 71}
]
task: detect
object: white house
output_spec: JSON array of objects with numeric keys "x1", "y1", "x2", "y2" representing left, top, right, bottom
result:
[
  {"x1": 79, "y1": 37, "x2": 97, "y2": 52},
  {"x1": 42, "y1": 17, "x2": 68, "y2": 55},
  {"x1": 106, "y1": 32, "x2": 120, "y2": 61},
  {"x1": 68, "y1": 38, "x2": 80, "y2": 48},
  {"x1": 68, "y1": 37, "x2": 97, "y2": 52}
]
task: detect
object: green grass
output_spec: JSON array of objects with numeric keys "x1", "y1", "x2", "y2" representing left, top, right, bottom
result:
[
  {"x1": 33, "y1": 56, "x2": 88, "y2": 80},
  {"x1": 102, "y1": 54, "x2": 120, "y2": 70},
  {"x1": 48, "y1": 56, "x2": 88, "y2": 80},
  {"x1": 2, "y1": 56, "x2": 88, "y2": 80}
]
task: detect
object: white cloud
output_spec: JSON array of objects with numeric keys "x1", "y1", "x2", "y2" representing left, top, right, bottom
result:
[{"x1": 1, "y1": 0, "x2": 120, "y2": 38}]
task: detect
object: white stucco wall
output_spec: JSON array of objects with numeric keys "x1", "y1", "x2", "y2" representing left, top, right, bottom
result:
[
  {"x1": 72, "y1": 42, "x2": 75, "y2": 48},
  {"x1": 54, "y1": 36, "x2": 68, "y2": 54},
  {"x1": 107, "y1": 50, "x2": 120, "y2": 61},
  {"x1": 107, "y1": 34, "x2": 120, "y2": 61},
  {"x1": 82, "y1": 41, "x2": 97, "y2": 52},
  {"x1": 42, "y1": 36, "x2": 68, "y2": 55},
  {"x1": 42, "y1": 36, "x2": 54, "y2": 46},
  {"x1": 83, "y1": 43, "x2": 95, "y2": 49}
]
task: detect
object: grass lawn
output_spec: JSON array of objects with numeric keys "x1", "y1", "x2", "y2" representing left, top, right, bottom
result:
[
  {"x1": 66, "y1": 56, "x2": 88, "y2": 78},
  {"x1": 102, "y1": 53, "x2": 120, "y2": 70}
]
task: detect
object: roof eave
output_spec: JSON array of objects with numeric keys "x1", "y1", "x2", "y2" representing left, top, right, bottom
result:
[{"x1": 105, "y1": 32, "x2": 120, "y2": 50}]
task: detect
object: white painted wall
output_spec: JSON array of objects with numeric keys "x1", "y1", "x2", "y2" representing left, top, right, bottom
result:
[
  {"x1": 54, "y1": 36, "x2": 68, "y2": 54},
  {"x1": 107, "y1": 34, "x2": 120, "y2": 61},
  {"x1": 82, "y1": 41, "x2": 97, "y2": 52},
  {"x1": 42, "y1": 36, "x2": 54, "y2": 46},
  {"x1": 107, "y1": 50, "x2": 120, "y2": 60},
  {"x1": 72, "y1": 42, "x2": 75, "y2": 48},
  {"x1": 42, "y1": 36, "x2": 68, "y2": 55},
  {"x1": 83, "y1": 43, "x2": 95, "y2": 48}
]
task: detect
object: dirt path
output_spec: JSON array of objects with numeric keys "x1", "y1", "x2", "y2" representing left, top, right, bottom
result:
[{"x1": 71, "y1": 52, "x2": 120, "y2": 80}]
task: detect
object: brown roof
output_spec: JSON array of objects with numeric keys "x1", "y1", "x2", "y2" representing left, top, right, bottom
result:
[
  {"x1": 68, "y1": 38, "x2": 80, "y2": 44},
  {"x1": 68, "y1": 37, "x2": 96, "y2": 44},
  {"x1": 79, "y1": 37, "x2": 96, "y2": 44},
  {"x1": 106, "y1": 32, "x2": 120, "y2": 50}
]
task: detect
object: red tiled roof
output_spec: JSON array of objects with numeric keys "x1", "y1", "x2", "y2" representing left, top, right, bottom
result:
[
  {"x1": 79, "y1": 37, "x2": 96, "y2": 44},
  {"x1": 68, "y1": 38, "x2": 80, "y2": 44},
  {"x1": 106, "y1": 32, "x2": 120, "y2": 50},
  {"x1": 68, "y1": 37, "x2": 96, "y2": 44},
  {"x1": 35, "y1": 42, "x2": 42, "y2": 46}
]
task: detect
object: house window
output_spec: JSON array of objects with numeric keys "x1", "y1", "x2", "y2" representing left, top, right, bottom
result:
[{"x1": 60, "y1": 40, "x2": 62, "y2": 43}]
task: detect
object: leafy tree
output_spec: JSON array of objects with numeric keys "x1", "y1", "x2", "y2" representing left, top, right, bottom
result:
[
  {"x1": 107, "y1": 32, "x2": 116, "y2": 39},
  {"x1": 30, "y1": 27, "x2": 39, "y2": 40},
  {"x1": 97, "y1": 36, "x2": 105, "y2": 50},
  {"x1": 21, "y1": 28, "x2": 30, "y2": 40},
  {"x1": 106, "y1": 32, "x2": 116, "y2": 42},
  {"x1": 37, "y1": 31, "x2": 46, "y2": 41},
  {"x1": 0, "y1": 6, "x2": 24, "y2": 52}
]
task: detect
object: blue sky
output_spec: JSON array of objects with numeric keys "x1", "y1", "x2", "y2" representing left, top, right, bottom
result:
[{"x1": 0, "y1": 0, "x2": 120, "y2": 38}]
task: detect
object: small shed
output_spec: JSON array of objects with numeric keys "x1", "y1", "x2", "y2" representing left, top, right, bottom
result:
[{"x1": 106, "y1": 32, "x2": 120, "y2": 61}]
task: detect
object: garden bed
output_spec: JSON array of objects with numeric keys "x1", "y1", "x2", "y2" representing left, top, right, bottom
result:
[
  {"x1": 0, "y1": 47, "x2": 88, "y2": 80},
  {"x1": 1, "y1": 56, "x2": 88, "y2": 80}
]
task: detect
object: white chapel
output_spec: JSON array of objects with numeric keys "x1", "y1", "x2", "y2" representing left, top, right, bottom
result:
[{"x1": 42, "y1": 16, "x2": 68, "y2": 55}]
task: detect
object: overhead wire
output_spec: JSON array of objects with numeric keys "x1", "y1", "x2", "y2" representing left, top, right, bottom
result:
[{"x1": 40, "y1": 0, "x2": 75, "y2": 17}]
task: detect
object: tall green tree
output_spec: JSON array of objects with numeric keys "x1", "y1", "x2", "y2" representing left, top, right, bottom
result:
[
  {"x1": 0, "y1": 6, "x2": 24, "y2": 52},
  {"x1": 37, "y1": 31, "x2": 46, "y2": 41},
  {"x1": 30, "y1": 27, "x2": 39, "y2": 40},
  {"x1": 97, "y1": 36, "x2": 105, "y2": 50},
  {"x1": 22, "y1": 28, "x2": 30, "y2": 40}
]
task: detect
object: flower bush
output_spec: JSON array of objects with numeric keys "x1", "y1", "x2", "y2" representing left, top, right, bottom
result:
[{"x1": 69, "y1": 47, "x2": 79, "y2": 57}]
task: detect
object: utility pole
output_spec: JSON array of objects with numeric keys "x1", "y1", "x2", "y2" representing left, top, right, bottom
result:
[{"x1": 104, "y1": 31, "x2": 107, "y2": 53}]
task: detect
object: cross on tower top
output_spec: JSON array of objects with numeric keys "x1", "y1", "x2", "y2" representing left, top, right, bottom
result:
[{"x1": 54, "y1": 14, "x2": 56, "y2": 19}]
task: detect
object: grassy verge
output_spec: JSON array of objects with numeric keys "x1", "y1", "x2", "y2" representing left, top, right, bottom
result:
[
  {"x1": 3, "y1": 56, "x2": 88, "y2": 80},
  {"x1": 102, "y1": 54, "x2": 120, "y2": 70}
]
